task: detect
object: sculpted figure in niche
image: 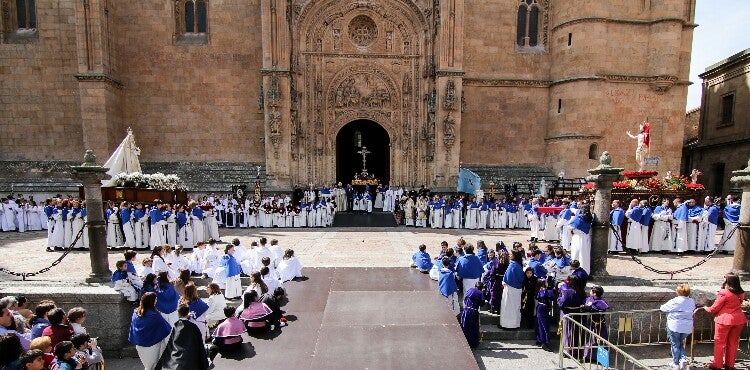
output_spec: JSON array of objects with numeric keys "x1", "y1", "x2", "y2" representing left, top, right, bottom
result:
[{"x1": 626, "y1": 121, "x2": 651, "y2": 172}]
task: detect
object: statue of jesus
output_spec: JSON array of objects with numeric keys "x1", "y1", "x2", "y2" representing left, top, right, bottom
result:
[{"x1": 626, "y1": 121, "x2": 650, "y2": 172}]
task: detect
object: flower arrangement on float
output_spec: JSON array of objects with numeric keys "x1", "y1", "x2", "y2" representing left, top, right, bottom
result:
[
  {"x1": 113, "y1": 172, "x2": 187, "y2": 191},
  {"x1": 580, "y1": 170, "x2": 705, "y2": 192}
]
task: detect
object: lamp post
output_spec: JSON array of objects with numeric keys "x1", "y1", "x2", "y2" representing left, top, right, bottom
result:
[
  {"x1": 70, "y1": 150, "x2": 112, "y2": 283},
  {"x1": 586, "y1": 152, "x2": 623, "y2": 278}
]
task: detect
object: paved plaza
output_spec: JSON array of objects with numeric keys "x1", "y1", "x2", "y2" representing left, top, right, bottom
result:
[{"x1": 0, "y1": 226, "x2": 734, "y2": 286}]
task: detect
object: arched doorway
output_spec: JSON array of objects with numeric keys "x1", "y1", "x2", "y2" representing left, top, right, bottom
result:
[{"x1": 336, "y1": 120, "x2": 390, "y2": 185}]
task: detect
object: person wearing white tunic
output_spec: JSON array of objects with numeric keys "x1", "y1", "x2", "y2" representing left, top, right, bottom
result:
[
  {"x1": 498, "y1": 200, "x2": 508, "y2": 229},
  {"x1": 106, "y1": 205, "x2": 122, "y2": 248},
  {"x1": 569, "y1": 210, "x2": 593, "y2": 274},
  {"x1": 63, "y1": 203, "x2": 74, "y2": 248},
  {"x1": 40, "y1": 200, "x2": 51, "y2": 231},
  {"x1": 465, "y1": 199, "x2": 479, "y2": 230},
  {"x1": 149, "y1": 203, "x2": 167, "y2": 249},
  {"x1": 254, "y1": 238, "x2": 274, "y2": 272},
  {"x1": 129, "y1": 293, "x2": 172, "y2": 370},
  {"x1": 698, "y1": 197, "x2": 720, "y2": 252},
  {"x1": 120, "y1": 203, "x2": 136, "y2": 249},
  {"x1": 637, "y1": 200, "x2": 652, "y2": 253},
  {"x1": 205, "y1": 208, "x2": 220, "y2": 241},
  {"x1": 506, "y1": 201, "x2": 518, "y2": 230},
  {"x1": 151, "y1": 246, "x2": 177, "y2": 281},
  {"x1": 134, "y1": 204, "x2": 150, "y2": 250},
  {"x1": 624, "y1": 199, "x2": 642, "y2": 253},
  {"x1": 15, "y1": 201, "x2": 26, "y2": 233},
  {"x1": 685, "y1": 199, "x2": 701, "y2": 252},
  {"x1": 444, "y1": 199, "x2": 454, "y2": 229},
  {"x1": 165, "y1": 205, "x2": 177, "y2": 247},
  {"x1": 70, "y1": 202, "x2": 86, "y2": 249},
  {"x1": 431, "y1": 196, "x2": 444, "y2": 229},
  {"x1": 404, "y1": 197, "x2": 415, "y2": 226},
  {"x1": 364, "y1": 194, "x2": 373, "y2": 213},
  {"x1": 374, "y1": 185, "x2": 384, "y2": 209},
  {"x1": 220, "y1": 244, "x2": 243, "y2": 300},
  {"x1": 478, "y1": 199, "x2": 489, "y2": 230},
  {"x1": 305, "y1": 202, "x2": 315, "y2": 227},
  {"x1": 526, "y1": 198, "x2": 541, "y2": 241},
  {"x1": 191, "y1": 203, "x2": 206, "y2": 244},
  {"x1": 649, "y1": 199, "x2": 673, "y2": 252},
  {"x1": 607, "y1": 200, "x2": 625, "y2": 252},
  {"x1": 277, "y1": 249, "x2": 304, "y2": 282},
  {"x1": 416, "y1": 196, "x2": 429, "y2": 227},
  {"x1": 721, "y1": 196, "x2": 740, "y2": 253},
  {"x1": 672, "y1": 198, "x2": 689, "y2": 254},
  {"x1": 500, "y1": 251, "x2": 525, "y2": 329},
  {"x1": 1, "y1": 199, "x2": 16, "y2": 231},
  {"x1": 49, "y1": 204, "x2": 65, "y2": 249},
  {"x1": 517, "y1": 199, "x2": 530, "y2": 229},
  {"x1": 27, "y1": 202, "x2": 42, "y2": 231},
  {"x1": 383, "y1": 187, "x2": 393, "y2": 212}
]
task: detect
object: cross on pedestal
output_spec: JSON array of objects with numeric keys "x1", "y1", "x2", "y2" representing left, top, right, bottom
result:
[{"x1": 357, "y1": 146, "x2": 371, "y2": 173}]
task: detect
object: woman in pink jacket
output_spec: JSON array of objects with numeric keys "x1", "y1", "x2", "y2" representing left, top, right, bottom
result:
[{"x1": 697, "y1": 273, "x2": 747, "y2": 370}]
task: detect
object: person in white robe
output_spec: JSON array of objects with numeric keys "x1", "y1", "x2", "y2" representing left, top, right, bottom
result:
[
  {"x1": 1, "y1": 198, "x2": 16, "y2": 232},
  {"x1": 383, "y1": 187, "x2": 393, "y2": 212},
  {"x1": 149, "y1": 203, "x2": 167, "y2": 249},
  {"x1": 63, "y1": 203, "x2": 74, "y2": 248},
  {"x1": 253, "y1": 238, "x2": 275, "y2": 272},
  {"x1": 205, "y1": 208, "x2": 220, "y2": 241},
  {"x1": 478, "y1": 199, "x2": 489, "y2": 230},
  {"x1": 649, "y1": 199, "x2": 673, "y2": 252},
  {"x1": 15, "y1": 201, "x2": 27, "y2": 233},
  {"x1": 191, "y1": 203, "x2": 206, "y2": 243},
  {"x1": 569, "y1": 210, "x2": 593, "y2": 274},
  {"x1": 452, "y1": 199, "x2": 463, "y2": 229},
  {"x1": 416, "y1": 196, "x2": 429, "y2": 227},
  {"x1": 444, "y1": 200, "x2": 454, "y2": 229},
  {"x1": 40, "y1": 200, "x2": 50, "y2": 231},
  {"x1": 165, "y1": 205, "x2": 177, "y2": 247},
  {"x1": 465, "y1": 199, "x2": 479, "y2": 230},
  {"x1": 672, "y1": 198, "x2": 689, "y2": 254},
  {"x1": 134, "y1": 204, "x2": 150, "y2": 250},
  {"x1": 106, "y1": 205, "x2": 122, "y2": 248},
  {"x1": 374, "y1": 185, "x2": 384, "y2": 209},
  {"x1": 686, "y1": 199, "x2": 701, "y2": 252},
  {"x1": 49, "y1": 204, "x2": 65, "y2": 249},
  {"x1": 624, "y1": 199, "x2": 642, "y2": 253},
  {"x1": 526, "y1": 198, "x2": 541, "y2": 241},
  {"x1": 364, "y1": 194, "x2": 373, "y2": 213},
  {"x1": 720, "y1": 196, "x2": 740, "y2": 253},
  {"x1": 121, "y1": 203, "x2": 136, "y2": 249},
  {"x1": 404, "y1": 197, "x2": 415, "y2": 226},
  {"x1": 607, "y1": 200, "x2": 625, "y2": 252},
  {"x1": 70, "y1": 202, "x2": 87, "y2": 249},
  {"x1": 27, "y1": 202, "x2": 42, "y2": 231},
  {"x1": 276, "y1": 249, "x2": 304, "y2": 282},
  {"x1": 698, "y1": 196, "x2": 720, "y2": 252}
]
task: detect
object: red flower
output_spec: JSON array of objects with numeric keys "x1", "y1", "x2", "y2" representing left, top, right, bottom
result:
[{"x1": 685, "y1": 183, "x2": 704, "y2": 189}]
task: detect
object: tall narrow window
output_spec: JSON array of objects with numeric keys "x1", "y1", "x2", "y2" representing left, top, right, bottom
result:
[
  {"x1": 176, "y1": 0, "x2": 209, "y2": 45},
  {"x1": 567, "y1": 33, "x2": 572, "y2": 46},
  {"x1": 557, "y1": 99, "x2": 562, "y2": 113},
  {"x1": 516, "y1": 0, "x2": 541, "y2": 48},
  {"x1": 16, "y1": 0, "x2": 35, "y2": 28},
  {"x1": 721, "y1": 94, "x2": 734, "y2": 125}
]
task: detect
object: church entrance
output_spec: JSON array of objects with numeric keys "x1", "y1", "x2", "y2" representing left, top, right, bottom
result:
[{"x1": 336, "y1": 120, "x2": 390, "y2": 185}]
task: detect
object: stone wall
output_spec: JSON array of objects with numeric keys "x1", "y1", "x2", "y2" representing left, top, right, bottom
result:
[
  {"x1": 0, "y1": 285, "x2": 132, "y2": 357},
  {"x1": 0, "y1": 0, "x2": 83, "y2": 161}
]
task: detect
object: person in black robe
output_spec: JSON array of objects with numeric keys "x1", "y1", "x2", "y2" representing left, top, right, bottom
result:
[
  {"x1": 261, "y1": 287, "x2": 286, "y2": 329},
  {"x1": 158, "y1": 304, "x2": 209, "y2": 370},
  {"x1": 520, "y1": 267, "x2": 537, "y2": 329}
]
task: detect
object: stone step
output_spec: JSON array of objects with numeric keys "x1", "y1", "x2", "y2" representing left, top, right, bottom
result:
[
  {"x1": 481, "y1": 324, "x2": 538, "y2": 341},
  {"x1": 115, "y1": 344, "x2": 139, "y2": 359}
]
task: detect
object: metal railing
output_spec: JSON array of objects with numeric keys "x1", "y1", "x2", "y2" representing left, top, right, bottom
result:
[
  {"x1": 566, "y1": 309, "x2": 671, "y2": 347},
  {"x1": 690, "y1": 306, "x2": 750, "y2": 361},
  {"x1": 559, "y1": 312, "x2": 650, "y2": 369}
]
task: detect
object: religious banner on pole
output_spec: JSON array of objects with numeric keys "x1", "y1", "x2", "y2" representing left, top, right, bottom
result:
[{"x1": 457, "y1": 168, "x2": 481, "y2": 195}]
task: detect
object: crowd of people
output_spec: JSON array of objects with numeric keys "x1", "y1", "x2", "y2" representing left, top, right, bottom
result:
[
  {"x1": 609, "y1": 195, "x2": 740, "y2": 255},
  {"x1": 412, "y1": 239, "x2": 749, "y2": 370}
]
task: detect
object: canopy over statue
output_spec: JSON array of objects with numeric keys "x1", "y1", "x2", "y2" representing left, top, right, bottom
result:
[{"x1": 101, "y1": 128, "x2": 142, "y2": 187}]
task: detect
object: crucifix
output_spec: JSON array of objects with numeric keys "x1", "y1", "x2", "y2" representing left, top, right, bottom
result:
[{"x1": 357, "y1": 146, "x2": 371, "y2": 173}]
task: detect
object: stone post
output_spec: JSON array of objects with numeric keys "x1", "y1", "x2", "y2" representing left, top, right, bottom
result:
[
  {"x1": 730, "y1": 159, "x2": 750, "y2": 278},
  {"x1": 586, "y1": 152, "x2": 624, "y2": 278},
  {"x1": 70, "y1": 150, "x2": 112, "y2": 283}
]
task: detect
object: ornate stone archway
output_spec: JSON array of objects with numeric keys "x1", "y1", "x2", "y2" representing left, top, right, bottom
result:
[{"x1": 260, "y1": 0, "x2": 464, "y2": 189}]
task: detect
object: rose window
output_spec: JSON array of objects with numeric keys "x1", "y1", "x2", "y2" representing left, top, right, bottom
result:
[{"x1": 348, "y1": 15, "x2": 377, "y2": 47}]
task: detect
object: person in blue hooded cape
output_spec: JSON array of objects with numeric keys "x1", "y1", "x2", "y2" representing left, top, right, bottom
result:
[
  {"x1": 156, "y1": 271, "x2": 180, "y2": 326},
  {"x1": 460, "y1": 281, "x2": 485, "y2": 348},
  {"x1": 608, "y1": 200, "x2": 626, "y2": 253},
  {"x1": 128, "y1": 292, "x2": 173, "y2": 370},
  {"x1": 499, "y1": 250, "x2": 525, "y2": 329},
  {"x1": 411, "y1": 244, "x2": 433, "y2": 272},
  {"x1": 673, "y1": 198, "x2": 689, "y2": 254},
  {"x1": 569, "y1": 206, "x2": 594, "y2": 274},
  {"x1": 721, "y1": 196, "x2": 740, "y2": 252},
  {"x1": 438, "y1": 257, "x2": 460, "y2": 316},
  {"x1": 221, "y1": 244, "x2": 243, "y2": 300}
]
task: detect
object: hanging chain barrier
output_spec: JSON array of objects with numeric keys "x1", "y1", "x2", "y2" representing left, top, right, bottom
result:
[
  {"x1": 609, "y1": 220, "x2": 739, "y2": 280},
  {"x1": 0, "y1": 222, "x2": 88, "y2": 281}
]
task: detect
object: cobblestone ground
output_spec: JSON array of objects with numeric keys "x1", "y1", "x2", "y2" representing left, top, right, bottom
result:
[{"x1": 0, "y1": 226, "x2": 733, "y2": 286}]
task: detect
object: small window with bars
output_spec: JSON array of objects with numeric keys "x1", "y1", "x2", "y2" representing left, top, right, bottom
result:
[
  {"x1": 175, "y1": 0, "x2": 209, "y2": 45},
  {"x1": 2, "y1": 0, "x2": 39, "y2": 44}
]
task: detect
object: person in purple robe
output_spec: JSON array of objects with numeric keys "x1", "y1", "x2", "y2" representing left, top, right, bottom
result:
[
  {"x1": 535, "y1": 278, "x2": 555, "y2": 351},
  {"x1": 460, "y1": 281, "x2": 485, "y2": 348},
  {"x1": 558, "y1": 274, "x2": 586, "y2": 359},
  {"x1": 487, "y1": 251, "x2": 509, "y2": 314},
  {"x1": 583, "y1": 285, "x2": 610, "y2": 361}
]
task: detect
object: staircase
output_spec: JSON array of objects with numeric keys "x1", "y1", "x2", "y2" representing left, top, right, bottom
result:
[
  {"x1": 479, "y1": 309, "x2": 540, "y2": 341},
  {"x1": 141, "y1": 162, "x2": 266, "y2": 194},
  {"x1": 463, "y1": 164, "x2": 557, "y2": 196},
  {"x1": 0, "y1": 161, "x2": 80, "y2": 195}
]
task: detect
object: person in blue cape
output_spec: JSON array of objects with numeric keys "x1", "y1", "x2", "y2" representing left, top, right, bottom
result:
[
  {"x1": 557, "y1": 200, "x2": 573, "y2": 249},
  {"x1": 133, "y1": 203, "x2": 149, "y2": 250},
  {"x1": 476, "y1": 240, "x2": 488, "y2": 263},
  {"x1": 637, "y1": 200, "x2": 653, "y2": 253},
  {"x1": 128, "y1": 292, "x2": 173, "y2": 370},
  {"x1": 528, "y1": 249, "x2": 548, "y2": 279},
  {"x1": 686, "y1": 199, "x2": 703, "y2": 252},
  {"x1": 499, "y1": 250, "x2": 525, "y2": 329},
  {"x1": 411, "y1": 244, "x2": 433, "y2": 273},
  {"x1": 608, "y1": 200, "x2": 625, "y2": 253},
  {"x1": 221, "y1": 244, "x2": 243, "y2": 300},
  {"x1": 624, "y1": 199, "x2": 643, "y2": 254},
  {"x1": 156, "y1": 271, "x2": 179, "y2": 326},
  {"x1": 650, "y1": 198, "x2": 674, "y2": 253},
  {"x1": 721, "y1": 195, "x2": 740, "y2": 253},
  {"x1": 460, "y1": 281, "x2": 485, "y2": 348},
  {"x1": 569, "y1": 205, "x2": 594, "y2": 274},
  {"x1": 673, "y1": 198, "x2": 689, "y2": 254},
  {"x1": 179, "y1": 282, "x2": 210, "y2": 343},
  {"x1": 699, "y1": 196, "x2": 720, "y2": 252},
  {"x1": 438, "y1": 257, "x2": 460, "y2": 316},
  {"x1": 456, "y1": 245, "x2": 484, "y2": 299}
]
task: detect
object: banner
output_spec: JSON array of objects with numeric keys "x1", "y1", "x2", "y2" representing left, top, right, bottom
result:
[{"x1": 457, "y1": 168, "x2": 481, "y2": 195}]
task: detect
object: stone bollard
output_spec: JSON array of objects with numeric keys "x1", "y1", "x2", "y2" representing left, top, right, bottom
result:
[
  {"x1": 70, "y1": 150, "x2": 112, "y2": 283},
  {"x1": 586, "y1": 152, "x2": 624, "y2": 278},
  {"x1": 730, "y1": 159, "x2": 750, "y2": 278}
]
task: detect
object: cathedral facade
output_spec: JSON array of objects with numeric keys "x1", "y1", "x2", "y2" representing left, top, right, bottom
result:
[{"x1": 0, "y1": 0, "x2": 695, "y2": 190}]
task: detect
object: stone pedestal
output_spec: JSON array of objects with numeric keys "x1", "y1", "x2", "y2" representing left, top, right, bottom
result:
[
  {"x1": 731, "y1": 160, "x2": 750, "y2": 278},
  {"x1": 586, "y1": 152, "x2": 624, "y2": 278},
  {"x1": 70, "y1": 150, "x2": 112, "y2": 283}
]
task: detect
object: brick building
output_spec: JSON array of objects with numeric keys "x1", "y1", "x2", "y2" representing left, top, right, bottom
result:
[
  {"x1": 682, "y1": 48, "x2": 750, "y2": 197},
  {"x1": 0, "y1": 0, "x2": 696, "y2": 193}
]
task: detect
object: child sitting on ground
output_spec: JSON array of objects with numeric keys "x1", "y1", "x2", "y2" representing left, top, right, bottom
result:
[
  {"x1": 207, "y1": 306, "x2": 245, "y2": 365},
  {"x1": 112, "y1": 260, "x2": 139, "y2": 302},
  {"x1": 411, "y1": 244, "x2": 433, "y2": 273}
]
